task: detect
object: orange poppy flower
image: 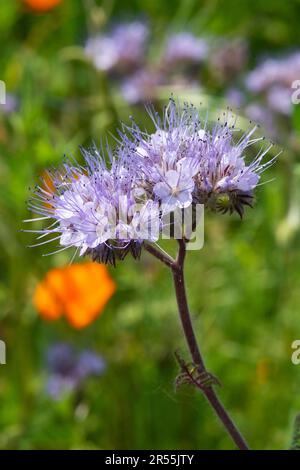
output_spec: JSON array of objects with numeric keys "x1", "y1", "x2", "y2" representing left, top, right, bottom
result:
[
  {"x1": 33, "y1": 262, "x2": 116, "y2": 328},
  {"x1": 23, "y1": 0, "x2": 62, "y2": 12}
]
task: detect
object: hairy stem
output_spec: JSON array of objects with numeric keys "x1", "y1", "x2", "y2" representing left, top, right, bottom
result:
[
  {"x1": 145, "y1": 239, "x2": 249, "y2": 449},
  {"x1": 171, "y1": 239, "x2": 249, "y2": 450}
]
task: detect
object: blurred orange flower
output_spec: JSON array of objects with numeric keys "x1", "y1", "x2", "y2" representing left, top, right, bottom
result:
[
  {"x1": 41, "y1": 170, "x2": 55, "y2": 209},
  {"x1": 33, "y1": 262, "x2": 116, "y2": 328},
  {"x1": 23, "y1": 0, "x2": 61, "y2": 12}
]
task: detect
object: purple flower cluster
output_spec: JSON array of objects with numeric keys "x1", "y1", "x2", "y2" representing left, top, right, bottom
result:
[
  {"x1": 122, "y1": 34, "x2": 248, "y2": 104},
  {"x1": 83, "y1": 21, "x2": 254, "y2": 105},
  {"x1": 27, "y1": 99, "x2": 274, "y2": 263},
  {"x1": 84, "y1": 23, "x2": 212, "y2": 104},
  {"x1": 28, "y1": 141, "x2": 160, "y2": 264},
  {"x1": 85, "y1": 21, "x2": 148, "y2": 72},
  {"x1": 224, "y1": 51, "x2": 300, "y2": 140},
  {"x1": 162, "y1": 33, "x2": 208, "y2": 66},
  {"x1": 245, "y1": 52, "x2": 300, "y2": 116},
  {"x1": 246, "y1": 52, "x2": 300, "y2": 93},
  {"x1": 46, "y1": 343, "x2": 106, "y2": 399},
  {"x1": 122, "y1": 100, "x2": 273, "y2": 216}
]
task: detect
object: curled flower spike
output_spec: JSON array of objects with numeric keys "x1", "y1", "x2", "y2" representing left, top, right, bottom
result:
[
  {"x1": 25, "y1": 98, "x2": 275, "y2": 263},
  {"x1": 25, "y1": 144, "x2": 161, "y2": 264},
  {"x1": 121, "y1": 98, "x2": 276, "y2": 219}
]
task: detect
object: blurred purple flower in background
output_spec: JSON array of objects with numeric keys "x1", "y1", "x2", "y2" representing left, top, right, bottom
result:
[
  {"x1": 245, "y1": 52, "x2": 300, "y2": 117},
  {"x1": 110, "y1": 22, "x2": 148, "y2": 70},
  {"x1": 162, "y1": 32, "x2": 208, "y2": 67},
  {"x1": 85, "y1": 21, "x2": 148, "y2": 72},
  {"x1": 246, "y1": 52, "x2": 300, "y2": 93},
  {"x1": 241, "y1": 51, "x2": 300, "y2": 143},
  {"x1": 46, "y1": 343, "x2": 106, "y2": 399},
  {"x1": 0, "y1": 94, "x2": 18, "y2": 114},
  {"x1": 246, "y1": 58, "x2": 281, "y2": 93},
  {"x1": 121, "y1": 68, "x2": 161, "y2": 104},
  {"x1": 85, "y1": 35, "x2": 120, "y2": 71}
]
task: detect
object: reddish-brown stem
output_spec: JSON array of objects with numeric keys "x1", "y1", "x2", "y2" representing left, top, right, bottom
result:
[{"x1": 147, "y1": 239, "x2": 250, "y2": 450}]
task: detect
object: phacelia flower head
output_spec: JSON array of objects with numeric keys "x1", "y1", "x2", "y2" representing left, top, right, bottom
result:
[
  {"x1": 162, "y1": 33, "x2": 208, "y2": 67},
  {"x1": 26, "y1": 99, "x2": 275, "y2": 263},
  {"x1": 27, "y1": 144, "x2": 160, "y2": 265},
  {"x1": 121, "y1": 98, "x2": 275, "y2": 218},
  {"x1": 85, "y1": 21, "x2": 148, "y2": 72}
]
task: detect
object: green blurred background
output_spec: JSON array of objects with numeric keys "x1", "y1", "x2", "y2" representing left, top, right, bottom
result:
[{"x1": 1, "y1": 0, "x2": 300, "y2": 450}]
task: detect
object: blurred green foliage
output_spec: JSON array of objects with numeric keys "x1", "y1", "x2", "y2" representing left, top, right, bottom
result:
[{"x1": 1, "y1": 0, "x2": 300, "y2": 450}]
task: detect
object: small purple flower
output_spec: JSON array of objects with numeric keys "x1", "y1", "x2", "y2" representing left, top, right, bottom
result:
[
  {"x1": 85, "y1": 35, "x2": 120, "y2": 72},
  {"x1": 85, "y1": 21, "x2": 148, "y2": 72},
  {"x1": 45, "y1": 343, "x2": 106, "y2": 400},
  {"x1": 246, "y1": 58, "x2": 280, "y2": 93},
  {"x1": 112, "y1": 22, "x2": 148, "y2": 68},
  {"x1": 153, "y1": 169, "x2": 195, "y2": 212},
  {"x1": 245, "y1": 52, "x2": 300, "y2": 114},
  {"x1": 162, "y1": 33, "x2": 208, "y2": 66},
  {"x1": 77, "y1": 351, "x2": 106, "y2": 380},
  {"x1": 47, "y1": 343, "x2": 76, "y2": 375}
]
